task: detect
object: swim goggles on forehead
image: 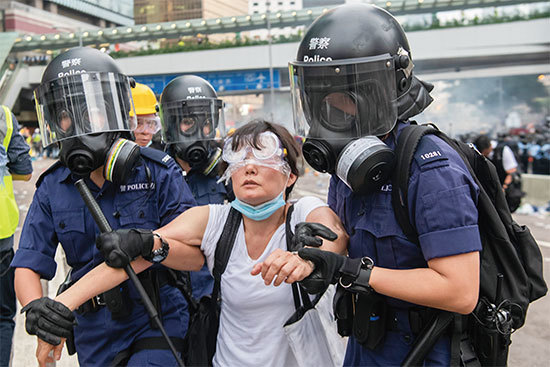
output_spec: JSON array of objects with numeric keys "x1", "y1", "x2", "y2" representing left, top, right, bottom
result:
[
  {"x1": 134, "y1": 115, "x2": 161, "y2": 134},
  {"x1": 222, "y1": 131, "x2": 286, "y2": 164}
]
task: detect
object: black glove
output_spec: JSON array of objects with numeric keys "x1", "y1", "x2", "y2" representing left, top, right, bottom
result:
[
  {"x1": 95, "y1": 228, "x2": 154, "y2": 268},
  {"x1": 298, "y1": 247, "x2": 346, "y2": 294},
  {"x1": 291, "y1": 222, "x2": 338, "y2": 251},
  {"x1": 20, "y1": 297, "x2": 76, "y2": 345}
]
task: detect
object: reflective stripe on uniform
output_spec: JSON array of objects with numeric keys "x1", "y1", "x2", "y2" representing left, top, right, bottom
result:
[{"x1": 0, "y1": 105, "x2": 19, "y2": 239}]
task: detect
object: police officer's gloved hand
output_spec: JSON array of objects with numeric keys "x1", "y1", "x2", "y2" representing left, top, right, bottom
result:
[
  {"x1": 298, "y1": 247, "x2": 346, "y2": 294},
  {"x1": 291, "y1": 222, "x2": 338, "y2": 251},
  {"x1": 20, "y1": 297, "x2": 76, "y2": 345},
  {"x1": 95, "y1": 228, "x2": 154, "y2": 268}
]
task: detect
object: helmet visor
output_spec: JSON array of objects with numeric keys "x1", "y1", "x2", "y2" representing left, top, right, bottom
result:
[
  {"x1": 34, "y1": 72, "x2": 137, "y2": 147},
  {"x1": 290, "y1": 54, "x2": 398, "y2": 140},
  {"x1": 160, "y1": 98, "x2": 225, "y2": 144}
]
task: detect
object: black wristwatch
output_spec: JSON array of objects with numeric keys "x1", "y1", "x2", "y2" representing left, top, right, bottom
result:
[{"x1": 144, "y1": 233, "x2": 170, "y2": 263}]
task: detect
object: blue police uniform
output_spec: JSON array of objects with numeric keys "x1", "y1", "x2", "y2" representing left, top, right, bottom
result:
[
  {"x1": 328, "y1": 122, "x2": 482, "y2": 366},
  {"x1": 186, "y1": 170, "x2": 227, "y2": 206},
  {"x1": 185, "y1": 169, "x2": 227, "y2": 299},
  {"x1": 11, "y1": 147, "x2": 196, "y2": 367}
]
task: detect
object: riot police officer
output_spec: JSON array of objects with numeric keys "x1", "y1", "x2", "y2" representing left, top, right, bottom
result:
[
  {"x1": 11, "y1": 47, "x2": 196, "y2": 366},
  {"x1": 289, "y1": 4, "x2": 481, "y2": 365},
  {"x1": 159, "y1": 75, "x2": 228, "y2": 300}
]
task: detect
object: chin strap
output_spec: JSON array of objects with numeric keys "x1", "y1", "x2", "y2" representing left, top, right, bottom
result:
[{"x1": 397, "y1": 75, "x2": 434, "y2": 121}]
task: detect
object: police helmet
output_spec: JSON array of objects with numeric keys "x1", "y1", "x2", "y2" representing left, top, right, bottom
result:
[
  {"x1": 35, "y1": 47, "x2": 137, "y2": 147},
  {"x1": 159, "y1": 75, "x2": 225, "y2": 165},
  {"x1": 291, "y1": 4, "x2": 416, "y2": 140}
]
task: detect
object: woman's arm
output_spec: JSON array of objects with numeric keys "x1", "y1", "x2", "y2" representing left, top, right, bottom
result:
[
  {"x1": 152, "y1": 205, "x2": 210, "y2": 270},
  {"x1": 56, "y1": 205, "x2": 211, "y2": 310},
  {"x1": 304, "y1": 205, "x2": 348, "y2": 255}
]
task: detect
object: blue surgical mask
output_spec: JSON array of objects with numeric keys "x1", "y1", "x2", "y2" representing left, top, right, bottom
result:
[{"x1": 230, "y1": 189, "x2": 286, "y2": 221}]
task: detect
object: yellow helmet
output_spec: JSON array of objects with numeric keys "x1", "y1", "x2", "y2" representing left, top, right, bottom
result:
[{"x1": 131, "y1": 83, "x2": 158, "y2": 116}]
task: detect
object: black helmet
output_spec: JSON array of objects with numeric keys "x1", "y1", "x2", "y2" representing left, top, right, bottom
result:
[
  {"x1": 159, "y1": 75, "x2": 225, "y2": 167},
  {"x1": 35, "y1": 47, "x2": 137, "y2": 146},
  {"x1": 297, "y1": 4, "x2": 412, "y2": 95},
  {"x1": 35, "y1": 47, "x2": 138, "y2": 177},
  {"x1": 291, "y1": 3, "x2": 433, "y2": 144},
  {"x1": 41, "y1": 46, "x2": 123, "y2": 83}
]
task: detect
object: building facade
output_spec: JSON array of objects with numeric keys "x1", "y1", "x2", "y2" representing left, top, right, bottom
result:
[
  {"x1": 134, "y1": 0, "x2": 248, "y2": 24},
  {"x1": 1, "y1": 0, "x2": 134, "y2": 34},
  {"x1": 249, "y1": 0, "x2": 303, "y2": 40}
]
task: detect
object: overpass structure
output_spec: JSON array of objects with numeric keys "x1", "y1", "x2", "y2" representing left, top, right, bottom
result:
[
  {"x1": 5, "y1": 0, "x2": 549, "y2": 53},
  {"x1": 3, "y1": 18, "x2": 548, "y2": 98},
  {"x1": 0, "y1": 1, "x2": 548, "y2": 123}
]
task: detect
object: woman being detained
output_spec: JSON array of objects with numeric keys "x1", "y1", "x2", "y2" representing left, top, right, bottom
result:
[{"x1": 36, "y1": 121, "x2": 348, "y2": 367}]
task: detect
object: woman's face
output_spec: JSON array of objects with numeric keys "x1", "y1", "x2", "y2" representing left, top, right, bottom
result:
[{"x1": 231, "y1": 161, "x2": 296, "y2": 206}]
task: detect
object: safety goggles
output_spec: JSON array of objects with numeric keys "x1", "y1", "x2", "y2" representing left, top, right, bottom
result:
[
  {"x1": 218, "y1": 131, "x2": 291, "y2": 184},
  {"x1": 222, "y1": 131, "x2": 286, "y2": 164},
  {"x1": 135, "y1": 115, "x2": 161, "y2": 134}
]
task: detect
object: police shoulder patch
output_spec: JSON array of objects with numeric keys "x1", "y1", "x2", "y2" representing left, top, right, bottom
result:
[
  {"x1": 140, "y1": 146, "x2": 174, "y2": 167},
  {"x1": 36, "y1": 161, "x2": 64, "y2": 188},
  {"x1": 414, "y1": 136, "x2": 448, "y2": 168}
]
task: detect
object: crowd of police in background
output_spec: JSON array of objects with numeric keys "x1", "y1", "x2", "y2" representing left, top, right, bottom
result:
[{"x1": 459, "y1": 118, "x2": 550, "y2": 176}]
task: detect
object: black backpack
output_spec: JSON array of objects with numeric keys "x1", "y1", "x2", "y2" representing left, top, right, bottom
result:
[{"x1": 391, "y1": 123, "x2": 547, "y2": 366}]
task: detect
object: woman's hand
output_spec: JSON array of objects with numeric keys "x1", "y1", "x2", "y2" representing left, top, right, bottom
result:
[
  {"x1": 36, "y1": 337, "x2": 65, "y2": 367},
  {"x1": 251, "y1": 248, "x2": 314, "y2": 286}
]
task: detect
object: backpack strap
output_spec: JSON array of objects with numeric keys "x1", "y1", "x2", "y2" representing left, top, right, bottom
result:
[
  {"x1": 211, "y1": 207, "x2": 242, "y2": 302},
  {"x1": 284, "y1": 204, "x2": 296, "y2": 251},
  {"x1": 391, "y1": 124, "x2": 438, "y2": 242},
  {"x1": 284, "y1": 204, "x2": 314, "y2": 310}
]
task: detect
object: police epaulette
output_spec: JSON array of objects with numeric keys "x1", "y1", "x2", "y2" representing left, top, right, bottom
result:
[
  {"x1": 140, "y1": 146, "x2": 174, "y2": 167},
  {"x1": 413, "y1": 135, "x2": 448, "y2": 168},
  {"x1": 36, "y1": 161, "x2": 64, "y2": 188}
]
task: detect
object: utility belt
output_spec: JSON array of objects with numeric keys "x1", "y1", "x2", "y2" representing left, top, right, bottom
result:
[
  {"x1": 334, "y1": 286, "x2": 438, "y2": 350},
  {"x1": 76, "y1": 269, "x2": 174, "y2": 320}
]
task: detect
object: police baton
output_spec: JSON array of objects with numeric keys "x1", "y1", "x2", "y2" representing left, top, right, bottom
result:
[
  {"x1": 75, "y1": 179, "x2": 185, "y2": 367},
  {"x1": 401, "y1": 310, "x2": 453, "y2": 367}
]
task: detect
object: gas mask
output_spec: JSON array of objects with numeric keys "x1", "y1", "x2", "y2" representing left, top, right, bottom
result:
[
  {"x1": 160, "y1": 96, "x2": 225, "y2": 175},
  {"x1": 59, "y1": 133, "x2": 140, "y2": 184},
  {"x1": 290, "y1": 55, "x2": 399, "y2": 194},
  {"x1": 171, "y1": 141, "x2": 222, "y2": 177},
  {"x1": 302, "y1": 133, "x2": 395, "y2": 195},
  {"x1": 34, "y1": 70, "x2": 138, "y2": 184}
]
